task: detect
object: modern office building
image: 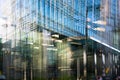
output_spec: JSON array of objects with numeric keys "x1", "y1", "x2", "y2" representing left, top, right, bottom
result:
[{"x1": 0, "y1": 0, "x2": 120, "y2": 80}]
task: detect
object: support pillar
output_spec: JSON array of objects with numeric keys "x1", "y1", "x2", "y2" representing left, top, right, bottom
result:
[
  {"x1": 83, "y1": 46, "x2": 87, "y2": 79},
  {"x1": 77, "y1": 58, "x2": 80, "y2": 80},
  {"x1": 94, "y1": 52, "x2": 97, "y2": 76}
]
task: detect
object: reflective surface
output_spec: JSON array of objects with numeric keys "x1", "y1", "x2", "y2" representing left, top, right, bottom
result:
[{"x1": 0, "y1": 0, "x2": 120, "y2": 80}]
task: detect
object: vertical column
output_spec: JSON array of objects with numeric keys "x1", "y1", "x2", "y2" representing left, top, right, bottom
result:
[
  {"x1": 110, "y1": 53, "x2": 112, "y2": 75},
  {"x1": 83, "y1": 46, "x2": 87, "y2": 79},
  {"x1": 83, "y1": 0, "x2": 88, "y2": 79},
  {"x1": 106, "y1": 53, "x2": 111, "y2": 76},
  {"x1": 117, "y1": 55, "x2": 119, "y2": 75},
  {"x1": 102, "y1": 53, "x2": 106, "y2": 77},
  {"x1": 102, "y1": 53, "x2": 105, "y2": 67},
  {"x1": 23, "y1": 62, "x2": 26, "y2": 80},
  {"x1": 115, "y1": 55, "x2": 117, "y2": 75},
  {"x1": 105, "y1": 53, "x2": 109, "y2": 75},
  {"x1": 77, "y1": 58, "x2": 80, "y2": 80},
  {"x1": 14, "y1": 25, "x2": 17, "y2": 80},
  {"x1": 94, "y1": 52, "x2": 97, "y2": 76}
]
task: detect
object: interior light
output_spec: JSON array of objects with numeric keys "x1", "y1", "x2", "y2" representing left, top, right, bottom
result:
[
  {"x1": 87, "y1": 25, "x2": 91, "y2": 29},
  {"x1": 42, "y1": 44, "x2": 54, "y2": 47},
  {"x1": 94, "y1": 53, "x2": 97, "y2": 65},
  {"x1": 93, "y1": 27, "x2": 105, "y2": 32},
  {"x1": 52, "y1": 34, "x2": 59, "y2": 38},
  {"x1": 42, "y1": 44, "x2": 47, "y2": 46},
  {"x1": 47, "y1": 48, "x2": 58, "y2": 51},
  {"x1": 58, "y1": 66, "x2": 69, "y2": 69},
  {"x1": 83, "y1": 50, "x2": 87, "y2": 65},
  {"x1": 55, "y1": 40, "x2": 62, "y2": 43},
  {"x1": 102, "y1": 54, "x2": 105, "y2": 64},
  {"x1": 61, "y1": 68, "x2": 71, "y2": 71},
  {"x1": 87, "y1": 18, "x2": 91, "y2": 22},
  {"x1": 28, "y1": 42, "x2": 33, "y2": 45},
  {"x1": 93, "y1": 20, "x2": 106, "y2": 25},
  {"x1": 34, "y1": 47, "x2": 39, "y2": 49},
  {"x1": 67, "y1": 38, "x2": 72, "y2": 41}
]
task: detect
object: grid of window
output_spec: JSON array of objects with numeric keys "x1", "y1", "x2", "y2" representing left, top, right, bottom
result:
[{"x1": 6, "y1": 0, "x2": 120, "y2": 80}]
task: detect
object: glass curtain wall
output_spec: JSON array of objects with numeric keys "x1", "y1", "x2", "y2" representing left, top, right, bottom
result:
[
  {"x1": 10, "y1": 0, "x2": 86, "y2": 80},
  {"x1": 4, "y1": 0, "x2": 119, "y2": 80},
  {"x1": 8, "y1": 27, "x2": 85, "y2": 80}
]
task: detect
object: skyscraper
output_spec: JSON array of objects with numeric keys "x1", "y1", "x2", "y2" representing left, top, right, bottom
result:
[{"x1": 0, "y1": 0, "x2": 119, "y2": 80}]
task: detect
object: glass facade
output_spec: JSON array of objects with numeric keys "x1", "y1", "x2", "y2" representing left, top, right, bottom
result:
[
  {"x1": 0, "y1": 38, "x2": 2, "y2": 73},
  {"x1": 0, "y1": 0, "x2": 120, "y2": 80}
]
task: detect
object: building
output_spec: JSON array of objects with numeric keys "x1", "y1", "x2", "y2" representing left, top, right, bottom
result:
[
  {"x1": 0, "y1": 38, "x2": 3, "y2": 74},
  {"x1": 0, "y1": 0, "x2": 120, "y2": 80}
]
